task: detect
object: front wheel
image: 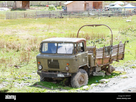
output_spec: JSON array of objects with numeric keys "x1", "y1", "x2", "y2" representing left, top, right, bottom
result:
[{"x1": 71, "y1": 69, "x2": 88, "y2": 88}]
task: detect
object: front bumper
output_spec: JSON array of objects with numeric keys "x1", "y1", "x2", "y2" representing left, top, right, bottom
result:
[{"x1": 37, "y1": 70, "x2": 71, "y2": 78}]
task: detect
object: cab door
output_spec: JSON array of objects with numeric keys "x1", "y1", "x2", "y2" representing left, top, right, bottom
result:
[{"x1": 76, "y1": 41, "x2": 88, "y2": 67}]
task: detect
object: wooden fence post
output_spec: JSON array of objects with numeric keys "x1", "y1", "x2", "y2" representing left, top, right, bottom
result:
[
  {"x1": 88, "y1": 10, "x2": 89, "y2": 17},
  {"x1": 35, "y1": 11, "x2": 37, "y2": 19},
  {"x1": 69, "y1": 12, "x2": 70, "y2": 18},
  {"x1": 5, "y1": 12, "x2": 7, "y2": 19},
  {"x1": 49, "y1": 12, "x2": 50, "y2": 18},
  {"x1": 98, "y1": 10, "x2": 99, "y2": 18},
  {"x1": 24, "y1": 12, "x2": 25, "y2": 18},
  {"x1": 60, "y1": 12, "x2": 62, "y2": 18},
  {"x1": 15, "y1": 12, "x2": 17, "y2": 19}
]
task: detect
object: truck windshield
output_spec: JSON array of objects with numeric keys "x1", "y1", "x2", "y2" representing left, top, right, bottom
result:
[
  {"x1": 57, "y1": 43, "x2": 73, "y2": 54},
  {"x1": 41, "y1": 43, "x2": 73, "y2": 54},
  {"x1": 42, "y1": 43, "x2": 57, "y2": 54}
]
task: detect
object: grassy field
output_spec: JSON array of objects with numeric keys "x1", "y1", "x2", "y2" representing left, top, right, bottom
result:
[{"x1": 0, "y1": 16, "x2": 136, "y2": 92}]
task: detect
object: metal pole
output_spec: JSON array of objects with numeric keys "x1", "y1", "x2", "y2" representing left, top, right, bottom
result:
[{"x1": 77, "y1": 24, "x2": 113, "y2": 46}]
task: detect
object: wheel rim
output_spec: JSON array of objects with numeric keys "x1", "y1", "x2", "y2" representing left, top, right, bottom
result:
[{"x1": 77, "y1": 74, "x2": 85, "y2": 85}]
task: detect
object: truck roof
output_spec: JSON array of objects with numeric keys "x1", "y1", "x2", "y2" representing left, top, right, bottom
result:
[{"x1": 42, "y1": 38, "x2": 86, "y2": 43}]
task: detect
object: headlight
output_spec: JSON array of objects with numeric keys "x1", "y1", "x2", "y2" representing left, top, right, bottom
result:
[{"x1": 38, "y1": 65, "x2": 43, "y2": 70}]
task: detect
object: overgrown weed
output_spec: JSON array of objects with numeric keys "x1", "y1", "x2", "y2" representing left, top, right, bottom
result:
[
  {"x1": 19, "y1": 51, "x2": 31, "y2": 64},
  {"x1": 119, "y1": 25, "x2": 136, "y2": 35}
]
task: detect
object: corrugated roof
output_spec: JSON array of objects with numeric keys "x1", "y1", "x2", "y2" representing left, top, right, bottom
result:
[
  {"x1": 42, "y1": 38, "x2": 86, "y2": 43},
  {"x1": 64, "y1": 1, "x2": 73, "y2": 5}
]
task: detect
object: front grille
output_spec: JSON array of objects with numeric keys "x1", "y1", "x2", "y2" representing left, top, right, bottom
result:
[{"x1": 48, "y1": 59, "x2": 59, "y2": 69}]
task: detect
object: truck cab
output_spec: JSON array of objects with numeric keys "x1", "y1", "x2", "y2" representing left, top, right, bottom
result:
[{"x1": 36, "y1": 38, "x2": 89, "y2": 84}]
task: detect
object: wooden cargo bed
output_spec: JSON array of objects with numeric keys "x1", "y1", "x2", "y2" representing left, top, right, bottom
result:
[{"x1": 87, "y1": 42, "x2": 126, "y2": 66}]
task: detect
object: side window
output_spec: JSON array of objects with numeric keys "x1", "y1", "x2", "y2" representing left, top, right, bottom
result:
[
  {"x1": 77, "y1": 42, "x2": 84, "y2": 53},
  {"x1": 74, "y1": 43, "x2": 77, "y2": 54}
]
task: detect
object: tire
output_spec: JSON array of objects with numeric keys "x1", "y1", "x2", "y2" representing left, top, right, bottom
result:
[
  {"x1": 71, "y1": 69, "x2": 88, "y2": 88},
  {"x1": 108, "y1": 65, "x2": 115, "y2": 73},
  {"x1": 40, "y1": 76, "x2": 45, "y2": 82}
]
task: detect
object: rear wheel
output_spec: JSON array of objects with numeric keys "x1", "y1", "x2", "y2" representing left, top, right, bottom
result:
[
  {"x1": 71, "y1": 69, "x2": 88, "y2": 88},
  {"x1": 108, "y1": 65, "x2": 115, "y2": 73},
  {"x1": 105, "y1": 65, "x2": 115, "y2": 75}
]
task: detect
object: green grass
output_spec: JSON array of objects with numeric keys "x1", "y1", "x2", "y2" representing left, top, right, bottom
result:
[
  {"x1": 0, "y1": 16, "x2": 136, "y2": 92},
  {"x1": 1, "y1": 70, "x2": 125, "y2": 92}
]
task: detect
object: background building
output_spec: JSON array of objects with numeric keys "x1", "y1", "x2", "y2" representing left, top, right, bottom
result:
[
  {"x1": 13, "y1": 1, "x2": 30, "y2": 9},
  {"x1": 64, "y1": 1, "x2": 103, "y2": 12}
]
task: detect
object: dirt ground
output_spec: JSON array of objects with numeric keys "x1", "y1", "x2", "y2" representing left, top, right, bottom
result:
[
  {"x1": 1, "y1": 63, "x2": 136, "y2": 93},
  {"x1": 81, "y1": 66, "x2": 136, "y2": 93}
]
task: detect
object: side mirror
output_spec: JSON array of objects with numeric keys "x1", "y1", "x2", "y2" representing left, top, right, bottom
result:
[
  {"x1": 39, "y1": 43, "x2": 42, "y2": 53},
  {"x1": 39, "y1": 48, "x2": 41, "y2": 53}
]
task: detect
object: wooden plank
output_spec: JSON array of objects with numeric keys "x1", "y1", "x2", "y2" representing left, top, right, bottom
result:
[
  {"x1": 102, "y1": 45, "x2": 105, "y2": 65},
  {"x1": 88, "y1": 42, "x2": 125, "y2": 66},
  {"x1": 94, "y1": 45, "x2": 96, "y2": 66},
  {"x1": 96, "y1": 44, "x2": 124, "y2": 58},
  {"x1": 122, "y1": 41, "x2": 126, "y2": 60},
  {"x1": 96, "y1": 43, "x2": 124, "y2": 51},
  {"x1": 117, "y1": 44, "x2": 119, "y2": 61}
]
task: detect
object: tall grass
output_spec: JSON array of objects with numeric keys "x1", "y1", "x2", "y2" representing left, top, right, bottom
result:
[
  {"x1": 0, "y1": 36, "x2": 42, "y2": 69},
  {"x1": 0, "y1": 16, "x2": 136, "y2": 68},
  {"x1": 0, "y1": 16, "x2": 136, "y2": 92}
]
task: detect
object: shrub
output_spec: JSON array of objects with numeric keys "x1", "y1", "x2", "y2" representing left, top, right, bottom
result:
[
  {"x1": 57, "y1": 5, "x2": 62, "y2": 10},
  {"x1": 48, "y1": 5, "x2": 56, "y2": 11}
]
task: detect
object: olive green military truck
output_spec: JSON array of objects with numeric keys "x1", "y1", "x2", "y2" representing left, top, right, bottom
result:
[{"x1": 36, "y1": 24, "x2": 126, "y2": 88}]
